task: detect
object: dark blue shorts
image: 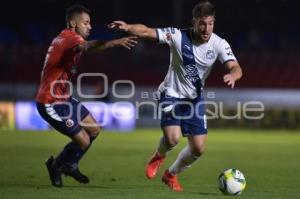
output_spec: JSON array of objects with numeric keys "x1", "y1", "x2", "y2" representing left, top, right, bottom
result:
[
  {"x1": 158, "y1": 93, "x2": 207, "y2": 136},
  {"x1": 36, "y1": 97, "x2": 90, "y2": 137}
]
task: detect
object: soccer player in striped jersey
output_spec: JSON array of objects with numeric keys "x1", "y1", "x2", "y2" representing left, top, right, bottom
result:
[
  {"x1": 108, "y1": 1, "x2": 242, "y2": 192},
  {"x1": 36, "y1": 5, "x2": 137, "y2": 187}
]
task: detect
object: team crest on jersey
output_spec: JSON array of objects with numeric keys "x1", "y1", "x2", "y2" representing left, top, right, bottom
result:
[
  {"x1": 206, "y1": 50, "x2": 215, "y2": 60},
  {"x1": 66, "y1": 119, "x2": 74, "y2": 128}
]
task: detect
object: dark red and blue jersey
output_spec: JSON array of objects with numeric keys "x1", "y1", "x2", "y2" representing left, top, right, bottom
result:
[{"x1": 36, "y1": 29, "x2": 85, "y2": 103}]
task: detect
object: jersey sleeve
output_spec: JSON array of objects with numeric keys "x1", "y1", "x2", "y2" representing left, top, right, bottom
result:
[
  {"x1": 64, "y1": 34, "x2": 85, "y2": 50},
  {"x1": 155, "y1": 27, "x2": 180, "y2": 46},
  {"x1": 217, "y1": 39, "x2": 237, "y2": 64}
]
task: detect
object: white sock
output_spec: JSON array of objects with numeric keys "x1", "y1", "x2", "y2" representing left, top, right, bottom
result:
[
  {"x1": 168, "y1": 145, "x2": 199, "y2": 175},
  {"x1": 157, "y1": 137, "x2": 174, "y2": 157}
]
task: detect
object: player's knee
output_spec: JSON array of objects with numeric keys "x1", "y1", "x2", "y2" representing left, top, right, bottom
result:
[
  {"x1": 92, "y1": 126, "x2": 101, "y2": 137},
  {"x1": 191, "y1": 145, "x2": 205, "y2": 157},
  {"x1": 78, "y1": 137, "x2": 90, "y2": 149},
  {"x1": 165, "y1": 136, "x2": 180, "y2": 147},
  {"x1": 85, "y1": 125, "x2": 101, "y2": 138}
]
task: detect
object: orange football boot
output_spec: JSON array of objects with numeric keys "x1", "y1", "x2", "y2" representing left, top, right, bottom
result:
[
  {"x1": 162, "y1": 170, "x2": 183, "y2": 192},
  {"x1": 146, "y1": 152, "x2": 165, "y2": 179}
]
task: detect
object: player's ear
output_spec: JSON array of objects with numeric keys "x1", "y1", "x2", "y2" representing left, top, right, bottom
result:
[
  {"x1": 69, "y1": 20, "x2": 76, "y2": 28},
  {"x1": 191, "y1": 18, "x2": 196, "y2": 26}
]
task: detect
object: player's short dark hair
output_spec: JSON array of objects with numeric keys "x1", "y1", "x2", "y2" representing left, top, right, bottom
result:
[
  {"x1": 65, "y1": 4, "x2": 90, "y2": 24},
  {"x1": 192, "y1": 1, "x2": 215, "y2": 19}
]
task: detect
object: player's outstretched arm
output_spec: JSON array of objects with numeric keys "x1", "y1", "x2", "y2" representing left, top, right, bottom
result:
[
  {"x1": 223, "y1": 61, "x2": 243, "y2": 88},
  {"x1": 108, "y1": 21, "x2": 157, "y2": 41},
  {"x1": 76, "y1": 36, "x2": 138, "y2": 52}
]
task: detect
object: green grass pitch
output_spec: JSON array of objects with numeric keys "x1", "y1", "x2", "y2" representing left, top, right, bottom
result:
[{"x1": 0, "y1": 129, "x2": 300, "y2": 199}]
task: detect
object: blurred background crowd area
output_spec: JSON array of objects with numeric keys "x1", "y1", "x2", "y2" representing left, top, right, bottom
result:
[
  {"x1": 1, "y1": 0, "x2": 300, "y2": 130},
  {"x1": 0, "y1": 0, "x2": 299, "y2": 88}
]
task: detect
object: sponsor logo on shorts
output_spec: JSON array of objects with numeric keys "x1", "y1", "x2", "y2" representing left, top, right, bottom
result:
[{"x1": 66, "y1": 119, "x2": 74, "y2": 127}]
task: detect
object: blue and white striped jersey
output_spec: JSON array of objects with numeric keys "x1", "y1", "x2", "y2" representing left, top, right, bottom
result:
[{"x1": 156, "y1": 27, "x2": 237, "y2": 99}]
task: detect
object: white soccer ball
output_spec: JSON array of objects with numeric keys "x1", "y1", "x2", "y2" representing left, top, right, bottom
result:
[{"x1": 218, "y1": 168, "x2": 246, "y2": 195}]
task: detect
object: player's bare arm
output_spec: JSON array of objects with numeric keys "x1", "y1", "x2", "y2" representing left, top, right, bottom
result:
[
  {"x1": 223, "y1": 61, "x2": 243, "y2": 88},
  {"x1": 76, "y1": 36, "x2": 138, "y2": 52},
  {"x1": 108, "y1": 21, "x2": 157, "y2": 41}
]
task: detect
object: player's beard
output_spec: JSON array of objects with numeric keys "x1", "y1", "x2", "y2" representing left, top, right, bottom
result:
[
  {"x1": 200, "y1": 32, "x2": 211, "y2": 42},
  {"x1": 82, "y1": 33, "x2": 89, "y2": 39},
  {"x1": 192, "y1": 29, "x2": 207, "y2": 43},
  {"x1": 83, "y1": 31, "x2": 90, "y2": 39},
  {"x1": 192, "y1": 27, "x2": 212, "y2": 43},
  {"x1": 76, "y1": 27, "x2": 89, "y2": 39}
]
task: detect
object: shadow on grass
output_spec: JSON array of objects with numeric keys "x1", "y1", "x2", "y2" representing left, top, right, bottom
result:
[
  {"x1": 197, "y1": 192, "x2": 222, "y2": 196},
  {"x1": 0, "y1": 183, "x2": 136, "y2": 190},
  {"x1": 184, "y1": 189, "x2": 222, "y2": 196}
]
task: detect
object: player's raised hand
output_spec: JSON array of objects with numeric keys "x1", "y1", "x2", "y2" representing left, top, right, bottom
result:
[
  {"x1": 114, "y1": 36, "x2": 138, "y2": 50},
  {"x1": 223, "y1": 73, "x2": 236, "y2": 88},
  {"x1": 108, "y1": 21, "x2": 129, "y2": 32}
]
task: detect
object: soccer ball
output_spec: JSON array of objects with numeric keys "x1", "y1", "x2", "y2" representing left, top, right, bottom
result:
[{"x1": 218, "y1": 168, "x2": 246, "y2": 195}]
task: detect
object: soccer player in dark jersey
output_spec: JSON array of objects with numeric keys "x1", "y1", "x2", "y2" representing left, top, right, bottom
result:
[{"x1": 35, "y1": 5, "x2": 137, "y2": 187}]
